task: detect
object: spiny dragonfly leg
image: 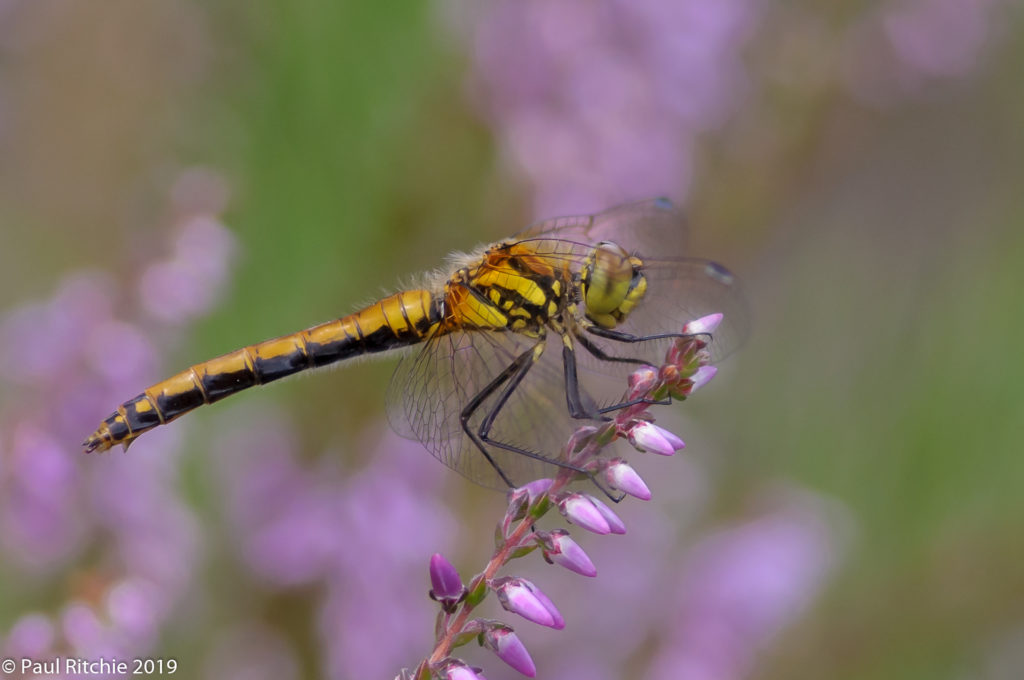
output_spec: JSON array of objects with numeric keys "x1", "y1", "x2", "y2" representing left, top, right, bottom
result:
[
  {"x1": 558, "y1": 337, "x2": 645, "y2": 500},
  {"x1": 575, "y1": 329, "x2": 674, "y2": 415},
  {"x1": 594, "y1": 395, "x2": 672, "y2": 415},
  {"x1": 559, "y1": 334, "x2": 664, "y2": 418},
  {"x1": 459, "y1": 352, "x2": 526, "y2": 488},
  {"x1": 460, "y1": 341, "x2": 589, "y2": 488},
  {"x1": 584, "y1": 325, "x2": 711, "y2": 345},
  {"x1": 575, "y1": 331, "x2": 652, "y2": 366}
]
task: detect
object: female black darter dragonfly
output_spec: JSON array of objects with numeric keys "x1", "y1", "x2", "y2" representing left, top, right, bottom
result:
[{"x1": 84, "y1": 199, "x2": 746, "y2": 489}]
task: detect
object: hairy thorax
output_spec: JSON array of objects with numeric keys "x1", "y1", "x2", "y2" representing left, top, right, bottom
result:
[{"x1": 443, "y1": 241, "x2": 575, "y2": 338}]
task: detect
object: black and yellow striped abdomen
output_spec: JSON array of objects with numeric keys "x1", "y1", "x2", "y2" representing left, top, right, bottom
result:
[{"x1": 83, "y1": 289, "x2": 443, "y2": 453}]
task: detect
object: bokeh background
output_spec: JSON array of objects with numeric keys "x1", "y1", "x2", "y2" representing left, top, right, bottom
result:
[{"x1": 2, "y1": 1, "x2": 1023, "y2": 678}]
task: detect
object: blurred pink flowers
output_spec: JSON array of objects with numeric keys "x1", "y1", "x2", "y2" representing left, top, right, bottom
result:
[
  {"x1": 0, "y1": 167, "x2": 234, "y2": 664},
  {"x1": 464, "y1": 0, "x2": 762, "y2": 215}
]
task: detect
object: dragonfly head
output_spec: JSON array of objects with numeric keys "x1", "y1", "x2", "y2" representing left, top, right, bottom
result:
[{"x1": 581, "y1": 241, "x2": 647, "y2": 329}]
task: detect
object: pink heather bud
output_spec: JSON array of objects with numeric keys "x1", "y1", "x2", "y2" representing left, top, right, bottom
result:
[
  {"x1": 688, "y1": 365, "x2": 718, "y2": 393},
  {"x1": 585, "y1": 494, "x2": 627, "y2": 534},
  {"x1": 429, "y1": 553, "x2": 464, "y2": 604},
  {"x1": 628, "y1": 421, "x2": 685, "y2": 456},
  {"x1": 518, "y1": 478, "x2": 553, "y2": 502},
  {"x1": 627, "y1": 366, "x2": 658, "y2": 396},
  {"x1": 659, "y1": 427, "x2": 686, "y2": 451},
  {"x1": 557, "y1": 493, "x2": 611, "y2": 534},
  {"x1": 526, "y1": 582, "x2": 565, "y2": 629},
  {"x1": 683, "y1": 312, "x2": 723, "y2": 336},
  {"x1": 542, "y1": 529, "x2": 597, "y2": 577},
  {"x1": 605, "y1": 460, "x2": 652, "y2": 500},
  {"x1": 566, "y1": 426, "x2": 597, "y2": 454},
  {"x1": 493, "y1": 577, "x2": 565, "y2": 629},
  {"x1": 505, "y1": 479, "x2": 554, "y2": 528},
  {"x1": 660, "y1": 363, "x2": 681, "y2": 384},
  {"x1": 483, "y1": 624, "x2": 537, "y2": 677},
  {"x1": 438, "y1": 659, "x2": 485, "y2": 680}
]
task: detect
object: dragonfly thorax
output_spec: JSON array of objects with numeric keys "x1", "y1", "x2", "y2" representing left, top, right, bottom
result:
[
  {"x1": 580, "y1": 241, "x2": 647, "y2": 329},
  {"x1": 445, "y1": 245, "x2": 571, "y2": 337}
]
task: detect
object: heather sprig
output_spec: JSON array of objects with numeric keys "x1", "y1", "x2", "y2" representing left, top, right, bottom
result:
[{"x1": 410, "y1": 314, "x2": 724, "y2": 679}]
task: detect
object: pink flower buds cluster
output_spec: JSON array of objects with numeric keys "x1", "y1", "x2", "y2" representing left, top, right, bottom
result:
[{"x1": 418, "y1": 314, "x2": 724, "y2": 679}]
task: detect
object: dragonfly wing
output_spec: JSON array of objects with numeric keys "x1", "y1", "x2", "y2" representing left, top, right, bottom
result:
[
  {"x1": 385, "y1": 198, "x2": 745, "y2": 489},
  {"x1": 513, "y1": 197, "x2": 688, "y2": 258},
  {"x1": 386, "y1": 328, "x2": 596, "y2": 489},
  {"x1": 568, "y1": 256, "x2": 748, "y2": 387},
  {"x1": 633, "y1": 257, "x2": 748, "y2": 363},
  {"x1": 512, "y1": 200, "x2": 745, "y2": 373}
]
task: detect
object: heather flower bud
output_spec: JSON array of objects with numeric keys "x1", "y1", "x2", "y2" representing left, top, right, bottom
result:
[
  {"x1": 482, "y1": 624, "x2": 537, "y2": 677},
  {"x1": 429, "y1": 553, "x2": 465, "y2": 611},
  {"x1": 524, "y1": 582, "x2": 565, "y2": 629},
  {"x1": 436, "y1": 658, "x2": 485, "y2": 680},
  {"x1": 657, "y1": 426, "x2": 686, "y2": 451},
  {"x1": 557, "y1": 493, "x2": 611, "y2": 534},
  {"x1": 585, "y1": 494, "x2": 627, "y2": 535},
  {"x1": 518, "y1": 478, "x2": 553, "y2": 503},
  {"x1": 628, "y1": 421, "x2": 684, "y2": 456},
  {"x1": 682, "y1": 312, "x2": 723, "y2": 336},
  {"x1": 660, "y1": 363, "x2": 681, "y2": 385},
  {"x1": 493, "y1": 577, "x2": 564, "y2": 629},
  {"x1": 688, "y1": 365, "x2": 717, "y2": 393},
  {"x1": 504, "y1": 478, "x2": 555, "y2": 530},
  {"x1": 627, "y1": 366, "x2": 658, "y2": 397},
  {"x1": 539, "y1": 529, "x2": 597, "y2": 577},
  {"x1": 565, "y1": 426, "x2": 598, "y2": 455},
  {"x1": 605, "y1": 460, "x2": 652, "y2": 500}
]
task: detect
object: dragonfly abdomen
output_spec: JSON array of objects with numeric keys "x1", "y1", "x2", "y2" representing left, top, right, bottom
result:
[{"x1": 83, "y1": 289, "x2": 442, "y2": 453}]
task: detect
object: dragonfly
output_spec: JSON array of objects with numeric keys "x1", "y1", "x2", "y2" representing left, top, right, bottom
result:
[{"x1": 84, "y1": 198, "x2": 746, "y2": 489}]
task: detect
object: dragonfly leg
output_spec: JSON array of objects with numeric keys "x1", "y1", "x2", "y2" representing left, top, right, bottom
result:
[
  {"x1": 574, "y1": 328, "x2": 674, "y2": 415},
  {"x1": 559, "y1": 334, "x2": 658, "y2": 420},
  {"x1": 584, "y1": 325, "x2": 711, "y2": 345},
  {"x1": 575, "y1": 330, "x2": 652, "y2": 366},
  {"x1": 460, "y1": 341, "x2": 589, "y2": 487},
  {"x1": 560, "y1": 339, "x2": 600, "y2": 420},
  {"x1": 594, "y1": 395, "x2": 672, "y2": 414},
  {"x1": 459, "y1": 351, "x2": 530, "y2": 487}
]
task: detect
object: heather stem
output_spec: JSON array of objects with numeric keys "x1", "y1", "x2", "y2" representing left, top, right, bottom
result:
[
  {"x1": 420, "y1": 473, "x2": 575, "y2": 676},
  {"x1": 419, "y1": 387, "x2": 653, "y2": 676}
]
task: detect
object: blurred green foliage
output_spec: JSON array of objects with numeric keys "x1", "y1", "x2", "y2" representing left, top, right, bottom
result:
[{"x1": 190, "y1": 2, "x2": 526, "y2": 452}]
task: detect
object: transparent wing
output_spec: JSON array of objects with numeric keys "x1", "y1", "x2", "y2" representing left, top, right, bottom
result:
[
  {"x1": 385, "y1": 198, "x2": 746, "y2": 489},
  {"x1": 514, "y1": 198, "x2": 746, "y2": 372},
  {"x1": 514, "y1": 197, "x2": 688, "y2": 258},
  {"x1": 493, "y1": 243, "x2": 747, "y2": 364},
  {"x1": 386, "y1": 328, "x2": 601, "y2": 489},
  {"x1": 567, "y1": 257, "x2": 748, "y2": 387},
  {"x1": 614, "y1": 257, "x2": 746, "y2": 360}
]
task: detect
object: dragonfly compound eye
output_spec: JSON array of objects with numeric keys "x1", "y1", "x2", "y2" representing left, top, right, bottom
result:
[{"x1": 582, "y1": 241, "x2": 648, "y2": 328}]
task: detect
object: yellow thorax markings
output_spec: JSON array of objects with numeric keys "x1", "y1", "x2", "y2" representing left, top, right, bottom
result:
[
  {"x1": 442, "y1": 242, "x2": 578, "y2": 335},
  {"x1": 447, "y1": 273, "x2": 508, "y2": 329},
  {"x1": 471, "y1": 265, "x2": 547, "y2": 309}
]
